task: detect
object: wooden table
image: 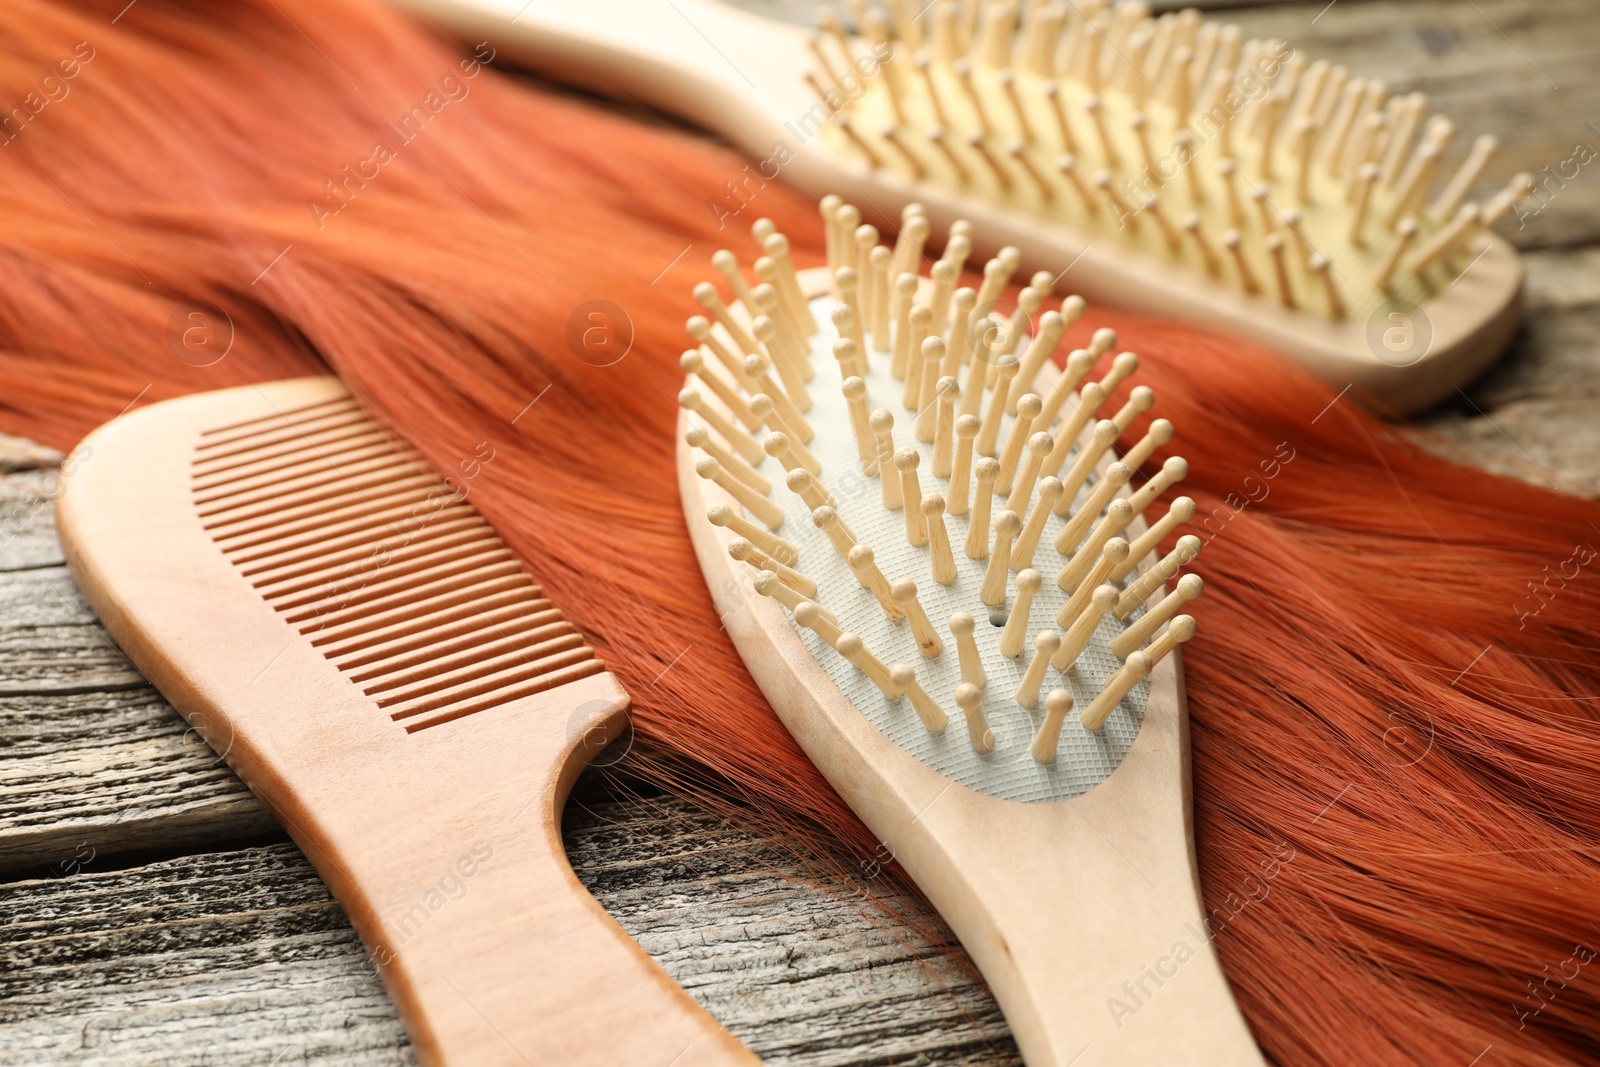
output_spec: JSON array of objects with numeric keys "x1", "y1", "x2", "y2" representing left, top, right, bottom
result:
[{"x1": 3, "y1": 2, "x2": 1597, "y2": 1064}]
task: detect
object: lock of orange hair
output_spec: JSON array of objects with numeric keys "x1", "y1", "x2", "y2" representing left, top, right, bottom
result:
[{"x1": 1, "y1": 2, "x2": 1597, "y2": 1064}]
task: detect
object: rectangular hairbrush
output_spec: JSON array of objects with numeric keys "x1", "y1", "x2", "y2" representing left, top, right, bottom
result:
[
  {"x1": 676, "y1": 203, "x2": 1260, "y2": 1064},
  {"x1": 55, "y1": 377, "x2": 756, "y2": 1067},
  {"x1": 398, "y1": 0, "x2": 1527, "y2": 413}
]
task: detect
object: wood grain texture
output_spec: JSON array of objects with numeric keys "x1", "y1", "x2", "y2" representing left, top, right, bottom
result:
[
  {"x1": 0, "y1": 474, "x2": 279, "y2": 876},
  {"x1": 3, "y1": 1, "x2": 1600, "y2": 1063},
  {"x1": 0, "y1": 844, "x2": 413, "y2": 1067},
  {"x1": 0, "y1": 818, "x2": 1017, "y2": 1066},
  {"x1": 1418, "y1": 247, "x2": 1600, "y2": 495},
  {"x1": 0, "y1": 434, "x2": 61, "y2": 473}
]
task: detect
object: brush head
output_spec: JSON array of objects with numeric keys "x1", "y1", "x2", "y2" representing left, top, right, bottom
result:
[
  {"x1": 677, "y1": 202, "x2": 1264, "y2": 1065},
  {"x1": 680, "y1": 201, "x2": 1200, "y2": 804},
  {"x1": 796, "y1": 0, "x2": 1527, "y2": 410},
  {"x1": 819, "y1": 4, "x2": 1524, "y2": 318}
]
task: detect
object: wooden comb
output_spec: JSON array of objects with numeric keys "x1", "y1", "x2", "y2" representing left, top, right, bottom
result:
[
  {"x1": 55, "y1": 378, "x2": 756, "y2": 1067},
  {"x1": 397, "y1": 0, "x2": 1526, "y2": 413},
  {"x1": 676, "y1": 203, "x2": 1262, "y2": 1064}
]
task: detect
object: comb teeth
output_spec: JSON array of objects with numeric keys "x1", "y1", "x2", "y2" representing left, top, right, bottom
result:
[
  {"x1": 808, "y1": 0, "x2": 1532, "y2": 323},
  {"x1": 682, "y1": 199, "x2": 1202, "y2": 796},
  {"x1": 194, "y1": 395, "x2": 603, "y2": 733}
]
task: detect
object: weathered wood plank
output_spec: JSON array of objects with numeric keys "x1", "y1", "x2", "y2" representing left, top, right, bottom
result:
[
  {"x1": 0, "y1": 501, "x2": 277, "y2": 873},
  {"x1": 0, "y1": 684, "x2": 278, "y2": 875},
  {"x1": 1418, "y1": 247, "x2": 1600, "y2": 494},
  {"x1": 0, "y1": 844, "x2": 414, "y2": 1067},
  {"x1": 0, "y1": 820, "x2": 1017, "y2": 1067},
  {"x1": 0, "y1": 470, "x2": 67, "y2": 573},
  {"x1": 0, "y1": 622, "x2": 141, "y2": 696},
  {"x1": 563, "y1": 794, "x2": 1018, "y2": 1066},
  {"x1": 0, "y1": 434, "x2": 61, "y2": 474}
]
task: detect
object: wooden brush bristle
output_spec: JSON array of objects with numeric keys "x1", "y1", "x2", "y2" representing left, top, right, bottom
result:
[
  {"x1": 683, "y1": 198, "x2": 1200, "y2": 791},
  {"x1": 808, "y1": 0, "x2": 1531, "y2": 323}
]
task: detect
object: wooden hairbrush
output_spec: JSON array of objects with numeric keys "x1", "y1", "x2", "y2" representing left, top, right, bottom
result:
[
  {"x1": 676, "y1": 201, "x2": 1261, "y2": 1064},
  {"x1": 55, "y1": 379, "x2": 756, "y2": 1067},
  {"x1": 397, "y1": 0, "x2": 1529, "y2": 414}
]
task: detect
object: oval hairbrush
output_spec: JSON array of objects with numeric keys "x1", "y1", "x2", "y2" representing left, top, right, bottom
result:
[
  {"x1": 55, "y1": 378, "x2": 755, "y2": 1067},
  {"x1": 676, "y1": 203, "x2": 1263, "y2": 1065},
  {"x1": 403, "y1": 0, "x2": 1526, "y2": 413}
]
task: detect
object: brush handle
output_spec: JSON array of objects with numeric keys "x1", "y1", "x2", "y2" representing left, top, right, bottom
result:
[
  {"x1": 392, "y1": 0, "x2": 812, "y2": 134},
  {"x1": 897, "y1": 788, "x2": 1269, "y2": 1067},
  {"x1": 84, "y1": 611, "x2": 757, "y2": 1067},
  {"x1": 740, "y1": 637, "x2": 1266, "y2": 1067},
  {"x1": 721, "y1": 601, "x2": 1265, "y2": 1066},
  {"x1": 286, "y1": 675, "x2": 756, "y2": 1066}
]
